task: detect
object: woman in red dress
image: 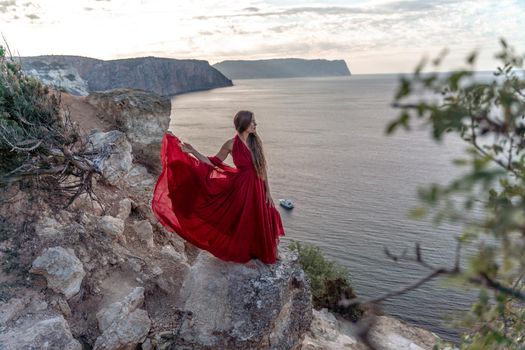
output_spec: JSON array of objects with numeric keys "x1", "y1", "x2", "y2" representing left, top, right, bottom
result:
[{"x1": 151, "y1": 110, "x2": 285, "y2": 264}]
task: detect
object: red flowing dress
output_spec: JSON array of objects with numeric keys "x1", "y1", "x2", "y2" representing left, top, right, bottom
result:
[{"x1": 151, "y1": 132, "x2": 285, "y2": 264}]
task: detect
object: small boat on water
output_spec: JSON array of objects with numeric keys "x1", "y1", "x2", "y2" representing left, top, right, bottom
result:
[{"x1": 279, "y1": 199, "x2": 294, "y2": 209}]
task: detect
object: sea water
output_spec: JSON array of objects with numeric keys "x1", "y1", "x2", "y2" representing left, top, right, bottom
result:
[{"x1": 169, "y1": 74, "x2": 490, "y2": 344}]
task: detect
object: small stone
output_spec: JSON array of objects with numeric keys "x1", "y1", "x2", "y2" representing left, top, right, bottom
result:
[
  {"x1": 133, "y1": 220, "x2": 154, "y2": 248},
  {"x1": 152, "y1": 266, "x2": 163, "y2": 276},
  {"x1": 116, "y1": 198, "x2": 133, "y2": 220},
  {"x1": 30, "y1": 246, "x2": 86, "y2": 299},
  {"x1": 34, "y1": 217, "x2": 62, "y2": 239},
  {"x1": 97, "y1": 216, "x2": 125, "y2": 239},
  {"x1": 70, "y1": 192, "x2": 105, "y2": 216},
  {"x1": 58, "y1": 210, "x2": 75, "y2": 222},
  {"x1": 160, "y1": 245, "x2": 185, "y2": 262},
  {"x1": 128, "y1": 258, "x2": 143, "y2": 273}
]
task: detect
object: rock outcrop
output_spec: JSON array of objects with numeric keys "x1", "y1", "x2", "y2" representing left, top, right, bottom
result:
[
  {"x1": 163, "y1": 249, "x2": 313, "y2": 349},
  {"x1": 20, "y1": 55, "x2": 233, "y2": 96},
  {"x1": 213, "y1": 58, "x2": 351, "y2": 79},
  {"x1": 85, "y1": 89, "x2": 171, "y2": 175},
  {"x1": 0, "y1": 99, "x2": 315, "y2": 348}
]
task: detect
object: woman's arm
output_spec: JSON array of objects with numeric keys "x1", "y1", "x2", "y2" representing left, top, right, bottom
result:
[
  {"x1": 214, "y1": 139, "x2": 232, "y2": 162},
  {"x1": 179, "y1": 141, "x2": 215, "y2": 167},
  {"x1": 180, "y1": 139, "x2": 232, "y2": 167}
]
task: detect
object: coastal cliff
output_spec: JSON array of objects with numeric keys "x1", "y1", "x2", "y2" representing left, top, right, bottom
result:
[
  {"x1": 0, "y1": 88, "x2": 312, "y2": 349},
  {"x1": 19, "y1": 55, "x2": 233, "y2": 96},
  {"x1": 213, "y1": 58, "x2": 351, "y2": 79},
  {"x1": 0, "y1": 87, "x2": 451, "y2": 349}
]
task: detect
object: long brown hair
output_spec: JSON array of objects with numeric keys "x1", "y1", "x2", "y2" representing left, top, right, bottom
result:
[{"x1": 233, "y1": 110, "x2": 267, "y2": 179}]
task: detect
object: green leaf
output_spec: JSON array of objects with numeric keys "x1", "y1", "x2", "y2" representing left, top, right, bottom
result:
[
  {"x1": 408, "y1": 206, "x2": 428, "y2": 219},
  {"x1": 415, "y1": 56, "x2": 427, "y2": 75},
  {"x1": 452, "y1": 158, "x2": 468, "y2": 166},
  {"x1": 395, "y1": 77, "x2": 411, "y2": 100},
  {"x1": 467, "y1": 51, "x2": 478, "y2": 65},
  {"x1": 385, "y1": 120, "x2": 399, "y2": 135}
]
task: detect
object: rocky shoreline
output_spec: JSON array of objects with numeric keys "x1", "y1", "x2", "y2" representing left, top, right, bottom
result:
[{"x1": 0, "y1": 87, "x2": 453, "y2": 349}]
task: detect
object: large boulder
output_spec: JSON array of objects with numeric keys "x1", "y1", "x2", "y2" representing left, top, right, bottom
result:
[
  {"x1": 86, "y1": 89, "x2": 171, "y2": 174},
  {"x1": 30, "y1": 246, "x2": 86, "y2": 299},
  {"x1": 163, "y1": 247, "x2": 312, "y2": 349}
]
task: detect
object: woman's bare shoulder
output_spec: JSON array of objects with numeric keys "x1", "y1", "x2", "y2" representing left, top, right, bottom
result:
[{"x1": 223, "y1": 138, "x2": 234, "y2": 151}]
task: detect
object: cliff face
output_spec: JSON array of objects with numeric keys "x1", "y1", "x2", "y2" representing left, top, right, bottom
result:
[
  {"x1": 19, "y1": 55, "x2": 233, "y2": 96},
  {"x1": 213, "y1": 58, "x2": 351, "y2": 79},
  {"x1": 0, "y1": 90, "x2": 312, "y2": 349},
  {"x1": 85, "y1": 89, "x2": 172, "y2": 175}
]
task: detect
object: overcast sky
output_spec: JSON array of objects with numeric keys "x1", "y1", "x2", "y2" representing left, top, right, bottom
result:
[{"x1": 1, "y1": 0, "x2": 524, "y2": 74}]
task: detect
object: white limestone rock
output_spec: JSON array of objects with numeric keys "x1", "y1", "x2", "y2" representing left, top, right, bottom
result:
[
  {"x1": 94, "y1": 287, "x2": 151, "y2": 350},
  {"x1": 34, "y1": 217, "x2": 62, "y2": 239},
  {"x1": 116, "y1": 198, "x2": 133, "y2": 220},
  {"x1": 86, "y1": 130, "x2": 133, "y2": 186},
  {"x1": 30, "y1": 247, "x2": 85, "y2": 299},
  {"x1": 172, "y1": 247, "x2": 312, "y2": 349},
  {"x1": 160, "y1": 244, "x2": 186, "y2": 262},
  {"x1": 97, "y1": 215, "x2": 125, "y2": 239},
  {"x1": 0, "y1": 314, "x2": 82, "y2": 350},
  {"x1": 301, "y1": 308, "x2": 447, "y2": 350}
]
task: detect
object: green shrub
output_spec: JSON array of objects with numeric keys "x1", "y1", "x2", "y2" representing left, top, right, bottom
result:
[
  {"x1": 0, "y1": 42, "x2": 99, "y2": 209},
  {"x1": 288, "y1": 240, "x2": 364, "y2": 321},
  {"x1": 0, "y1": 44, "x2": 65, "y2": 175}
]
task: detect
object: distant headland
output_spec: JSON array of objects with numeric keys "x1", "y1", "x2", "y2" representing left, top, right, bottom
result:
[
  {"x1": 16, "y1": 55, "x2": 351, "y2": 96},
  {"x1": 18, "y1": 55, "x2": 233, "y2": 97},
  {"x1": 213, "y1": 58, "x2": 351, "y2": 79}
]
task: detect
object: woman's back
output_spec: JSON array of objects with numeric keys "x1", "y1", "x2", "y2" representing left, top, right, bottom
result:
[{"x1": 231, "y1": 134, "x2": 255, "y2": 171}]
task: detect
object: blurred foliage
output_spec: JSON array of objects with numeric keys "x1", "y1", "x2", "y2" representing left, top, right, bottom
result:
[
  {"x1": 387, "y1": 38, "x2": 525, "y2": 349},
  {"x1": 288, "y1": 240, "x2": 365, "y2": 321}
]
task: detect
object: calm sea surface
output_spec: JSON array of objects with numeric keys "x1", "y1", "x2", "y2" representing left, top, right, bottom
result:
[{"x1": 169, "y1": 74, "x2": 487, "y2": 344}]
